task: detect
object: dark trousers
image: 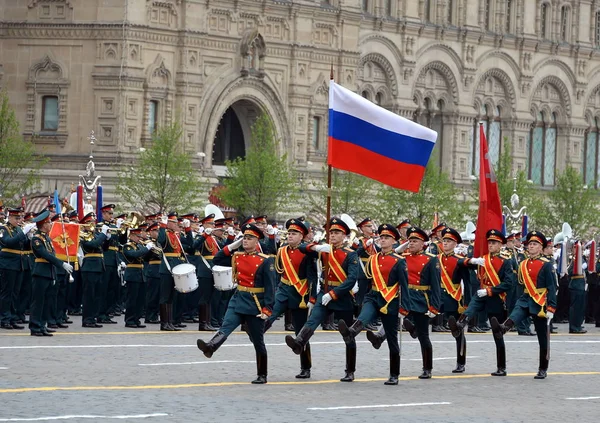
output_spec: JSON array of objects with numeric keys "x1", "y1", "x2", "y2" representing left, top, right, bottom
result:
[
  {"x1": 98, "y1": 266, "x2": 116, "y2": 319},
  {"x1": 509, "y1": 306, "x2": 549, "y2": 351},
  {"x1": 82, "y1": 271, "x2": 101, "y2": 325},
  {"x1": 67, "y1": 270, "x2": 83, "y2": 312},
  {"x1": 198, "y1": 276, "x2": 214, "y2": 305},
  {"x1": 105, "y1": 265, "x2": 121, "y2": 315},
  {"x1": 590, "y1": 284, "x2": 600, "y2": 325},
  {"x1": 159, "y1": 273, "x2": 176, "y2": 304},
  {"x1": 555, "y1": 275, "x2": 571, "y2": 321},
  {"x1": 0, "y1": 269, "x2": 23, "y2": 325},
  {"x1": 569, "y1": 288, "x2": 586, "y2": 331},
  {"x1": 173, "y1": 291, "x2": 185, "y2": 323},
  {"x1": 408, "y1": 312, "x2": 432, "y2": 352},
  {"x1": 145, "y1": 276, "x2": 160, "y2": 321},
  {"x1": 17, "y1": 269, "x2": 32, "y2": 321},
  {"x1": 56, "y1": 275, "x2": 69, "y2": 323},
  {"x1": 305, "y1": 302, "x2": 354, "y2": 333},
  {"x1": 125, "y1": 281, "x2": 145, "y2": 325},
  {"x1": 221, "y1": 310, "x2": 267, "y2": 355},
  {"x1": 46, "y1": 279, "x2": 59, "y2": 325},
  {"x1": 445, "y1": 310, "x2": 466, "y2": 364},
  {"x1": 357, "y1": 301, "x2": 399, "y2": 354},
  {"x1": 29, "y1": 276, "x2": 54, "y2": 333},
  {"x1": 211, "y1": 289, "x2": 233, "y2": 327}
]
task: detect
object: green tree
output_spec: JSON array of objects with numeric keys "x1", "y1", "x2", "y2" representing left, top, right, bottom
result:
[
  {"x1": 0, "y1": 90, "x2": 47, "y2": 202},
  {"x1": 376, "y1": 161, "x2": 466, "y2": 228},
  {"x1": 117, "y1": 120, "x2": 205, "y2": 213},
  {"x1": 220, "y1": 112, "x2": 298, "y2": 219}
]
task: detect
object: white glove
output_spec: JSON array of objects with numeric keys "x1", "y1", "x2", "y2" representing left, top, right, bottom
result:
[
  {"x1": 307, "y1": 302, "x2": 314, "y2": 314},
  {"x1": 425, "y1": 310, "x2": 436, "y2": 318},
  {"x1": 182, "y1": 219, "x2": 191, "y2": 229},
  {"x1": 584, "y1": 249, "x2": 590, "y2": 258},
  {"x1": 365, "y1": 238, "x2": 374, "y2": 247},
  {"x1": 266, "y1": 225, "x2": 275, "y2": 235},
  {"x1": 227, "y1": 227, "x2": 235, "y2": 237},
  {"x1": 352, "y1": 238, "x2": 360, "y2": 247},
  {"x1": 321, "y1": 293, "x2": 332, "y2": 306},
  {"x1": 351, "y1": 281, "x2": 359, "y2": 294},
  {"x1": 62, "y1": 263, "x2": 74, "y2": 274},
  {"x1": 394, "y1": 241, "x2": 409, "y2": 254},
  {"x1": 256, "y1": 313, "x2": 269, "y2": 320},
  {"x1": 27, "y1": 231, "x2": 34, "y2": 240},
  {"x1": 160, "y1": 215, "x2": 168, "y2": 225},
  {"x1": 545, "y1": 311, "x2": 554, "y2": 321},
  {"x1": 116, "y1": 218, "x2": 124, "y2": 229},
  {"x1": 477, "y1": 288, "x2": 488, "y2": 298},
  {"x1": 101, "y1": 225, "x2": 110, "y2": 235},
  {"x1": 312, "y1": 244, "x2": 331, "y2": 253},
  {"x1": 582, "y1": 262, "x2": 588, "y2": 271},
  {"x1": 198, "y1": 226, "x2": 205, "y2": 235},
  {"x1": 228, "y1": 238, "x2": 243, "y2": 251},
  {"x1": 22, "y1": 223, "x2": 36, "y2": 235},
  {"x1": 144, "y1": 242, "x2": 155, "y2": 250},
  {"x1": 119, "y1": 261, "x2": 127, "y2": 270},
  {"x1": 204, "y1": 227, "x2": 213, "y2": 235},
  {"x1": 470, "y1": 257, "x2": 485, "y2": 266}
]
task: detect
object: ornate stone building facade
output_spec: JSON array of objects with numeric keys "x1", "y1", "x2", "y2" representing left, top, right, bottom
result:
[{"x1": 2, "y1": 0, "x2": 600, "y2": 205}]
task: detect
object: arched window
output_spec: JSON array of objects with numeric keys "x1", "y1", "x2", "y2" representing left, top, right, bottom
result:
[
  {"x1": 361, "y1": 91, "x2": 370, "y2": 101},
  {"x1": 471, "y1": 104, "x2": 502, "y2": 175},
  {"x1": 596, "y1": 11, "x2": 600, "y2": 46},
  {"x1": 583, "y1": 117, "x2": 599, "y2": 187},
  {"x1": 528, "y1": 111, "x2": 557, "y2": 186},
  {"x1": 560, "y1": 6, "x2": 570, "y2": 42},
  {"x1": 541, "y1": 3, "x2": 550, "y2": 39},
  {"x1": 424, "y1": 0, "x2": 431, "y2": 22},
  {"x1": 447, "y1": 0, "x2": 454, "y2": 25},
  {"x1": 484, "y1": 0, "x2": 492, "y2": 31},
  {"x1": 505, "y1": 0, "x2": 513, "y2": 32},
  {"x1": 41, "y1": 95, "x2": 59, "y2": 132},
  {"x1": 375, "y1": 92, "x2": 383, "y2": 106},
  {"x1": 431, "y1": 100, "x2": 445, "y2": 169},
  {"x1": 362, "y1": 0, "x2": 369, "y2": 13},
  {"x1": 385, "y1": 0, "x2": 392, "y2": 16}
]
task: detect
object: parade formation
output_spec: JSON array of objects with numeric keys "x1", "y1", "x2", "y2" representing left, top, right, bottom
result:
[{"x1": 1, "y1": 202, "x2": 598, "y2": 385}]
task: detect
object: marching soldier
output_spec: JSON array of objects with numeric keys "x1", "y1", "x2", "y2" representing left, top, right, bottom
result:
[
  {"x1": 99, "y1": 204, "x2": 119, "y2": 324},
  {"x1": 285, "y1": 217, "x2": 359, "y2": 382},
  {"x1": 254, "y1": 215, "x2": 277, "y2": 255},
  {"x1": 0, "y1": 207, "x2": 36, "y2": 330},
  {"x1": 490, "y1": 231, "x2": 557, "y2": 379},
  {"x1": 448, "y1": 229, "x2": 514, "y2": 376},
  {"x1": 143, "y1": 222, "x2": 162, "y2": 324},
  {"x1": 80, "y1": 213, "x2": 111, "y2": 328},
  {"x1": 123, "y1": 227, "x2": 152, "y2": 328},
  {"x1": 196, "y1": 223, "x2": 276, "y2": 384},
  {"x1": 352, "y1": 218, "x2": 379, "y2": 324},
  {"x1": 16, "y1": 212, "x2": 34, "y2": 325},
  {"x1": 29, "y1": 209, "x2": 74, "y2": 336},
  {"x1": 506, "y1": 233, "x2": 535, "y2": 336},
  {"x1": 264, "y1": 218, "x2": 317, "y2": 379},
  {"x1": 157, "y1": 211, "x2": 186, "y2": 331},
  {"x1": 338, "y1": 224, "x2": 410, "y2": 385}
]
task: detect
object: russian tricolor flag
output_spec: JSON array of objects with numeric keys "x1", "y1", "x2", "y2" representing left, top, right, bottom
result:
[{"x1": 328, "y1": 81, "x2": 437, "y2": 192}]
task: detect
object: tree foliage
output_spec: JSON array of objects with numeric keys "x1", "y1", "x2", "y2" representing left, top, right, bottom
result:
[
  {"x1": 220, "y1": 112, "x2": 298, "y2": 219},
  {"x1": 0, "y1": 90, "x2": 47, "y2": 202},
  {"x1": 117, "y1": 120, "x2": 204, "y2": 213}
]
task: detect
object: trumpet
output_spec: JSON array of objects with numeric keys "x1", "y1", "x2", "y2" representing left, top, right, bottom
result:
[{"x1": 141, "y1": 238, "x2": 163, "y2": 254}]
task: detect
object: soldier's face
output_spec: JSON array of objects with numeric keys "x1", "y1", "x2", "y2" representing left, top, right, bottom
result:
[
  {"x1": 408, "y1": 238, "x2": 424, "y2": 253},
  {"x1": 488, "y1": 240, "x2": 502, "y2": 254},
  {"x1": 527, "y1": 241, "x2": 543, "y2": 256},
  {"x1": 379, "y1": 234, "x2": 394, "y2": 250},
  {"x1": 149, "y1": 229, "x2": 158, "y2": 239},
  {"x1": 360, "y1": 223, "x2": 375, "y2": 237},
  {"x1": 8, "y1": 215, "x2": 23, "y2": 226},
  {"x1": 102, "y1": 210, "x2": 113, "y2": 221},
  {"x1": 328, "y1": 229, "x2": 345, "y2": 246},
  {"x1": 242, "y1": 235, "x2": 259, "y2": 251},
  {"x1": 442, "y1": 238, "x2": 457, "y2": 254},
  {"x1": 41, "y1": 221, "x2": 51, "y2": 233},
  {"x1": 286, "y1": 230, "x2": 303, "y2": 247}
]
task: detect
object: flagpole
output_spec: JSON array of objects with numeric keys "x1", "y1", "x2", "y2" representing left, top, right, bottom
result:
[{"x1": 322, "y1": 64, "x2": 335, "y2": 294}]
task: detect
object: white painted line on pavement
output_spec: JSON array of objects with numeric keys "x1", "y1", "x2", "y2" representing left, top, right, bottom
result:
[
  {"x1": 565, "y1": 396, "x2": 600, "y2": 400},
  {"x1": 308, "y1": 401, "x2": 451, "y2": 411},
  {"x1": 566, "y1": 352, "x2": 600, "y2": 355},
  {"x1": 0, "y1": 367, "x2": 8, "y2": 370},
  {"x1": 0, "y1": 413, "x2": 168, "y2": 421},
  {"x1": 402, "y1": 356, "x2": 479, "y2": 362},
  {"x1": 139, "y1": 360, "x2": 255, "y2": 366}
]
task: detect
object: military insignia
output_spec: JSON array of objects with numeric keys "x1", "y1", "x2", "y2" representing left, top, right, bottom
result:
[
  {"x1": 269, "y1": 263, "x2": 275, "y2": 272},
  {"x1": 246, "y1": 224, "x2": 251, "y2": 228},
  {"x1": 353, "y1": 258, "x2": 358, "y2": 264},
  {"x1": 34, "y1": 240, "x2": 41, "y2": 247},
  {"x1": 52, "y1": 234, "x2": 75, "y2": 249}
]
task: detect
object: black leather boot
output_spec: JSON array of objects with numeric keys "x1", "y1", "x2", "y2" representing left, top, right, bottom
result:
[
  {"x1": 196, "y1": 331, "x2": 228, "y2": 358},
  {"x1": 448, "y1": 315, "x2": 467, "y2": 338},
  {"x1": 284, "y1": 310, "x2": 294, "y2": 332},
  {"x1": 366, "y1": 326, "x2": 386, "y2": 350},
  {"x1": 296, "y1": 343, "x2": 311, "y2": 379},
  {"x1": 251, "y1": 353, "x2": 268, "y2": 384},
  {"x1": 338, "y1": 319, "x2": 364, "y2": 345},
  {"x1": 285, "y1": 326, "x2": 314, "y2": 355},
  {"x1": 452, "y1": 332, "x2": 466, "y2": 373},
  {"x1": 491, "y1": 343, "x2": 507, "y2": 376},
  {"x1": 403, "y1": 318, "x2": 418, "y2": 339},
  {"x1": 340, "y1": 346, "x2": 356, "y2": 382},
  {"x1": 490, "y1": 317, "x2": 513, "y2": 339},
  {"x1": 159, "y1": 304, "x2": 175, "y2": 331},
  {"x1": 534, "y1": 348, "x2": 549, "y2": 379},
  {"x1": 384, "y1": 352, "x2": 400, "y2": 385},
  {"x1": 198, "y1": 304, "x2": 218, "y2": 331},
  {"x1": 418, "y1": 347, "x2": 432, "y2": 379}
]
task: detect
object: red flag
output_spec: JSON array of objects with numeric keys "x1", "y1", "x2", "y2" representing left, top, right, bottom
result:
[{"x1": 474, "y1": 124, "x2": 503, "y2": 258}]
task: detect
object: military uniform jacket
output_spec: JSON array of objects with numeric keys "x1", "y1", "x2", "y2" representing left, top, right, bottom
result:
[
  {"x1": 516, "y1": 255, "x2": 557, "y2": 315},
  {"x1": 157, "y1": 226, "x2": 186, "y2": 275},
  {"x1": 567, "y1": 260, "x2": 586, "y2": 291},
  {"x1": 274, "y1": 242, "x2": 317, "y2": 309},
  {"x1": 0, "y1": 223, "x2": 28, "y2": 271},
  {"x1": 187, "y1": 230, "x2": 220, "y2": 278},
  {"x1": 404, "y1": 251, "x2": 441, "y2": 314},
  {"x1": 214, "y1": 248, "x2": 276, "y2": 316},
  {"x1": 478, "y1": 252, "x2": 514, "y2": 296},
  {"x1": 31, "y1": 230, "x2": 64, "y2": 280},
  {"x1": 123, "y1": 242, "x2": 150, "y2": 283},
  {"x1": 438, "y1": 252, "x2": 471, "y2": 312},
  {"x1": 81, "y1": 232, "x2": 108, "y2": 273},
  {"x1": 144, "y1": 245, "x2": 163, "y2": 280},
  {"x1": 353, "y1": 238, "x2": 380, "y2": 279},
  {"x1": 102, "y1": 222, "x2": 121, "y2": 267},
  {"x1": 259, "y1": 235, "x2": 277, "y2": 256},
  {"x1": 364, "y1": 251, "x2": 410, "y2": 314}
]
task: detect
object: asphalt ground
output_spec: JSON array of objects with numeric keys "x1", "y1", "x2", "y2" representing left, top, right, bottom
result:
[{"x1": 0, "y1": 319, "x2": 599, "y2": 423}]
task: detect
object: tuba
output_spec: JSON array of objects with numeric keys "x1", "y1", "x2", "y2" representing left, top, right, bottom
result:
[
  {"x1": 555, "y1": 222, "x2": 573, "y2": 277},
  {"x1": 205, "y1": 204, "x2": 224, "y2": 220},
  {"x1": 340, "y1": 213, "x2": 358, "y2": 245}
]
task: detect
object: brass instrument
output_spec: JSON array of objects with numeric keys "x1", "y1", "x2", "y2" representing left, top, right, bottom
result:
[
  {"x1": 141, "y1": 238, "x2": 163, "y2": 255},
  {"x1": 79, "y1": 222, "x2": 96, "y2": 241}
]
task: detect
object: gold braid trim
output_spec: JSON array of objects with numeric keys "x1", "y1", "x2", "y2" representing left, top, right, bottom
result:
[{"x1": 274, "y1": 247, "x2": 284, "y2": 274}]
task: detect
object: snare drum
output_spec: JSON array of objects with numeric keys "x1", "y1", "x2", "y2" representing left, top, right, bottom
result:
[
  {"x1": 172, "y1": 263, "x2": 198, "y2": 293},
  {"x1": 212, "y1": 265, "x2": 234, "y2": 291}
]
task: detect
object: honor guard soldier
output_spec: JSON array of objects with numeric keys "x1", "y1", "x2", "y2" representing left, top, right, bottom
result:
[
  {"x1": 16, "y1": 212, "x2": 34, "y2": 326},
  {"x1": 123, "y1": 228, "x2": 152, "y2": 328},
  {"x1": 448, "y1": 229, "x2": 514, "y2": 376},
  {"x1": 196, "y1": 223, "x2": 276, "y2": 384},
  {"x1": 505, "y1": 232, "x2": 534, "y2": 336},
  {"x1": 396, "y1": 219, "x2": 411, "y2": 241},
  {"x1": 381, "y1": 227, "x2": 441, "y2": 379},
  {"x1": 143, "y1": 222, "x2": 162, "y2": 324},
  {"x1": 338, "y1": 224, "x2": 410, "y2": 385},
  {"x1": 99, "y1": 204, "x2": 119, "y2": 324},
  {"x1": 157, "y1": 211, "x2": 186, "y2": 331},
  {"x1": 29, "y1": 209, "x2": 74, "y2": 336},
  {"x1": 490, "y1": 231, "x2": 557, "y2": 379},
  {"x1": 352, "y1": 218, "x2": 379, "y2": 321},
  {"x1": 254, "y1": 215, "x2": 277, "y2": 255},
  {"x1": 80, "y1": 213, "x2": 111, "y2": 328},
  {"x1": 285, "y1": 217, "x2": 360, "y2": 382},
  {"x1": 427, "y1": 222, "x2": 446, "y2": 255},
  {"x1": 179, "y1": 213, "x2": 201, "y2": 325},
  {"x1": 0, "y1": 207, "x2": 36, "y2": 330},
  {"x1": 264, "y1": 218, "x2": 317, "y2": 379}
]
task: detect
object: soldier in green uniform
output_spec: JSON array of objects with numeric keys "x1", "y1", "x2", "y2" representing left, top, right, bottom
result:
[
  {"x1": 254, "y1": 216, "x2": 277, "y2": 255},
  {"x1": 0, "y1": 207, "x2": 36, "y2": 330},
  {"x1": 46, "y1": 214, "x2": 70, "y2": 329},
  {"x1": 16, "y1": 212, "x2": 34, "y2": 325},
  {"x1": 179, "y1": 213, "x2": 201, "y2": 324},
  {"x1": 29, "y1": 209, "x2": 74, "y2": 336},
  {"x1": 144, "y1": 222, "x2": 162, "y2": 324},
  {"x1": 352, "y1": 218, "x2": 379, "y2": 329},
  {"x1": 491, "y1": 231, "x2": 557, "y2": 379},
  {"x1": 123, "y1": 227, "x2": 152, "y2": 328},
  {"x1": 98, "y1": 204, "x2": 119, "y2": 324},
  {"x1": 568, "y1": 242, "x2": 587, "y2": 334},
  {"x1": 80, "y1": 213, "x2": 110, "y2": 328},
  {"x1": 196, "y1": 223, "x2": 276, "y2": 384}
]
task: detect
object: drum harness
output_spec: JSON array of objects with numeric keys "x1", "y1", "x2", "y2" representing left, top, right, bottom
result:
[{"x1": 161, "y1": 231, "x2": 190, "y2": 274}]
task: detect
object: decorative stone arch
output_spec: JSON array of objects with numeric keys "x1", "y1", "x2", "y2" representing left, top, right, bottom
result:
[
  {"x1": 359, "y1": 83, "x2": 377, "y2": 101},
  {"x1": 475, "y1": 51, "x2": 521, "y2": 82},
  {"x1": 357, "y1": 53, "x2": 398, "y2": 97},
  {"x1": 413, "y1": 60, "x2": 460, "y2": 106},
  {"x1": 585, "y1": 83, "x2": 600, "y2": 110},
  {"x1": 142, "y1": 55, "x2": 174, "y2": 144},
  {"x1": 199, "y1": 73, "x2": 290, "y2": 167},
  {"x1": 240, "y1": 29, "x2": 266, "y2": 77},
  {"x1": 473, "y1": 68, "x2": 517, "y2": 113},
  {"x1": 530, "y1": 75, "x2": 572, "y2": 119},
  {"x1": 24, "y1": 53, "x2": 70, "y2": 144},
  {"x1": 532, "y1": 58, "x2": 577, "y2": 90},
  {"x1": 357, "y1": 34, "x2": 404, "y2": 68},
  {"x1": 415, "y1": 43, "x2": 464, "y2": 76}
]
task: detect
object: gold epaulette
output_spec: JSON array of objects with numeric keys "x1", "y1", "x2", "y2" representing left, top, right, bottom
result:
[
  {"x1": 425, "y1": 252, "x2": 436, "y2": 257},
  {"x1": 343, "y1": 247, "x2": 354, "y2": 253},
  {"x1": 539, "y1": 257, "x2": 550, "y2": 262},
  {"x1": 258, "y1": 253, "x2": 270, "y2": 259},
  {"x1": 499, "y1": 251, "x2": 512, "y2": 259}
]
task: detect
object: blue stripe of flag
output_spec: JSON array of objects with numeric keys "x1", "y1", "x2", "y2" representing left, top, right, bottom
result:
[{"x1": 328, "y1": 109, "x2": 435, "y2": 167}]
